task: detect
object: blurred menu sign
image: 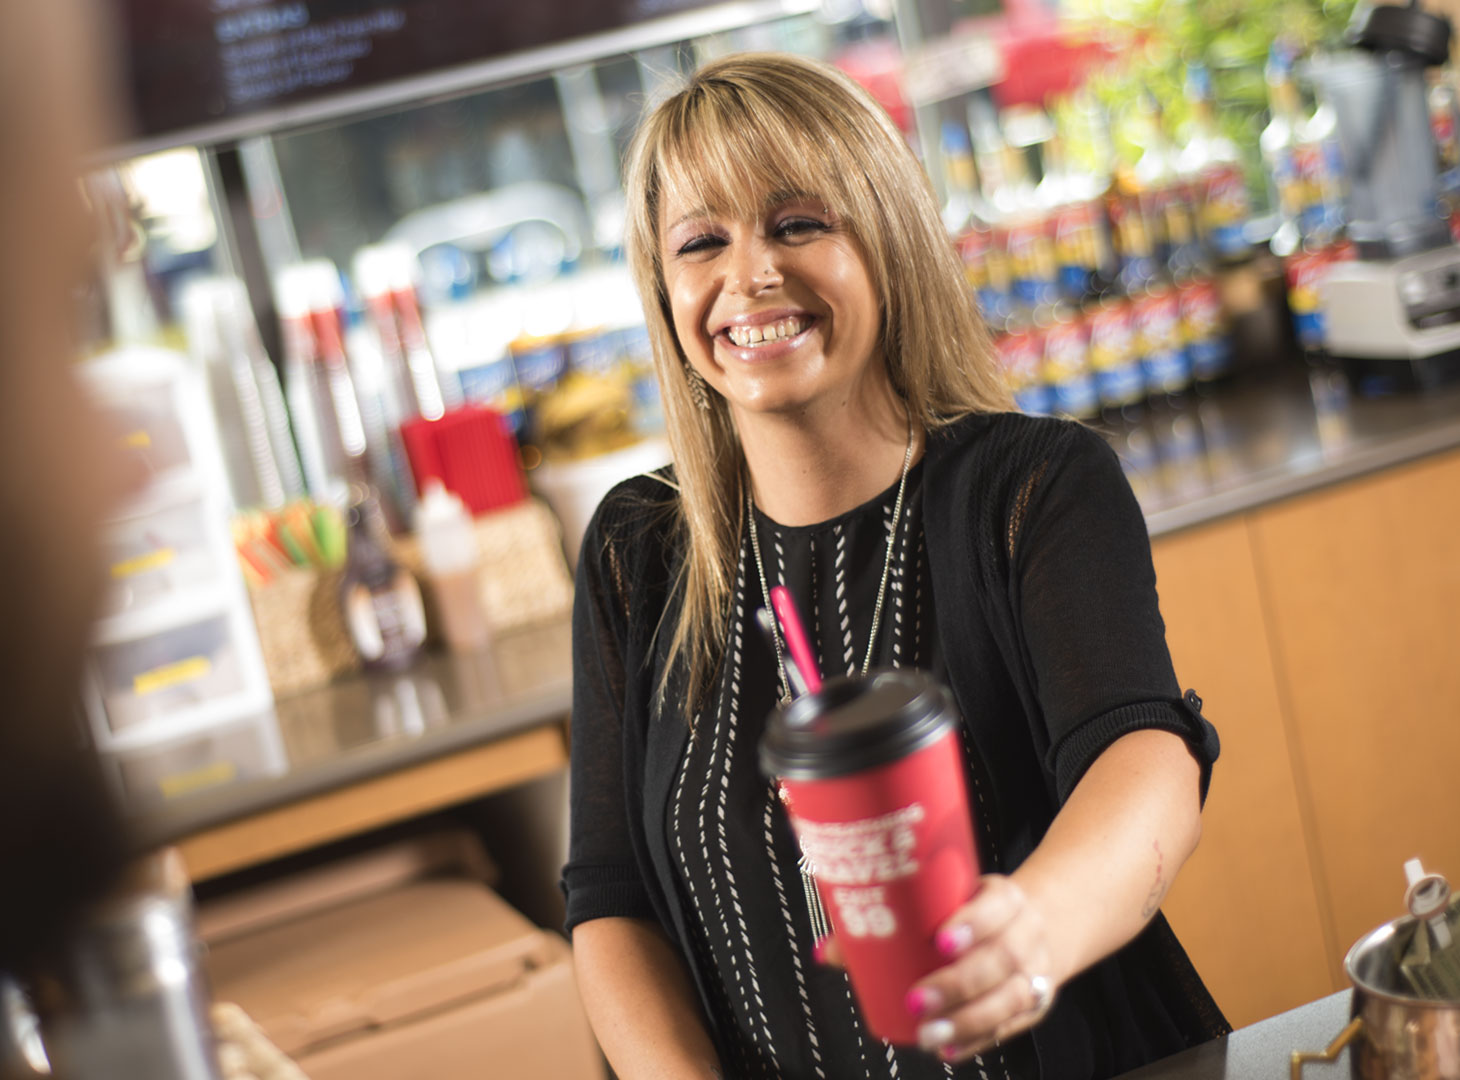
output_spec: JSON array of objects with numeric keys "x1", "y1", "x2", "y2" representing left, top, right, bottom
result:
[
  {"x1": 900, "y1": 32, "x2": 1004, "y2": 107},
  {"x1": 117, "y1": 0, "x2": 725, "y2": 148}
]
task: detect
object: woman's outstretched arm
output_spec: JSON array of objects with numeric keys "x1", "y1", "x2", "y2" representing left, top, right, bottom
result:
[{"x1": 904, "y1": 728, "x2": 1202, "y2": 1062}]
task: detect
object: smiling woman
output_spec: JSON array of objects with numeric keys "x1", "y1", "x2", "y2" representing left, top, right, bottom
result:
[
  {"x1": 622, "y1": 53, "x2": 1010, "y2": 698},
  {"x1": 564, "y1": 52, "x2": 1229, "y2": 1080}
]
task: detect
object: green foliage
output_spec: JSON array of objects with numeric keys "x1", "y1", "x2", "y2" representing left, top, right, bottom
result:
[{"x1": 1056, "y1": 0, "x2": 1360, "y2": 209}]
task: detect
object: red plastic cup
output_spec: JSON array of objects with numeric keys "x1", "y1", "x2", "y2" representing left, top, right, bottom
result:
[{"x1": 760, "y1": 670, "x2": 980, "y2": 1045}]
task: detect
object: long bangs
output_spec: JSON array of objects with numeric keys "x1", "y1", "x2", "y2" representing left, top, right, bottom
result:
[{"x1": 649, "y1": 76, "x2": 870, "y2": 250}]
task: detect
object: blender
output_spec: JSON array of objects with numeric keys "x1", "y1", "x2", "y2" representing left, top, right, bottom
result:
[{"x1": 1313, "y1": 1, "x2": 1460, "y2": 391}]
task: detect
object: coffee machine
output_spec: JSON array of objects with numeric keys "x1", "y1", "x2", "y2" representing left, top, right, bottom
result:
[{"x1": 1314, "y1": 0, "x2": 1460, "y2": 391}]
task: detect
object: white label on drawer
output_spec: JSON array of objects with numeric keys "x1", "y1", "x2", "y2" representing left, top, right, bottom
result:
[
  {"x1": 133, "y1": 655, "x2": 211, "y2": 695},
  {"x1": 111, "y1": 547, "x2": 176, "y2": 579}
]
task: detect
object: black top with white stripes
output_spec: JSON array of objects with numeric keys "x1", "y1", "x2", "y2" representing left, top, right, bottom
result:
[{"x1": 668, "y1": 463, "x2": 1033, "y2": 1080}]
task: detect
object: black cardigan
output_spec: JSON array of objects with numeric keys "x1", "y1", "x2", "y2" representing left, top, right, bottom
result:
[{"x1": 563, "y1": 411, "x2": 1230, "y2": 1078}]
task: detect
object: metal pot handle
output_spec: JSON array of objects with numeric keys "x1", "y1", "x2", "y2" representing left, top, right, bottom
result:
[{"x1": 1291, "y1": 1016, "x2": 1364, "y2": 1080}]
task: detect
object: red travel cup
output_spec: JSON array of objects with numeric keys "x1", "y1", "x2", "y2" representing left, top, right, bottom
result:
[{"x1": 760, "y1": 670, "x2": 980, "y2": 1045}]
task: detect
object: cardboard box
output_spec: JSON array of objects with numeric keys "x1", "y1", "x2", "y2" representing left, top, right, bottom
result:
[
  {"x1": 196, "y1": 829, "x2": 499, "y2": 943},
  {"x1": 201, "y1": 838, "x2": 604, "y2": 1080}
]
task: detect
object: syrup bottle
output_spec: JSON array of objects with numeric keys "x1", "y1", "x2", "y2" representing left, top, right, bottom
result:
[{"x1": 339, "y1": 486, "x2": 426, "y2": 672}]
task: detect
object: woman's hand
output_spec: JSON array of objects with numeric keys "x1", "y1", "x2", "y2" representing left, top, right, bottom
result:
[
  {"x1": 815, "y1": 731, "x2": 1204, "y2": 1063},
  {"x1": 903, "y1": 874, "x2": 1059, "y2": 1064},
  {"x1": 899, "y1": 731, "x2": 1202, "y2": 1064}
]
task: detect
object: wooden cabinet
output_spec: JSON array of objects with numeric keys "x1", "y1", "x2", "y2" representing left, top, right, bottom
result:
[
  {"x1": 1151, "y1": 519, "x2": 1338, "y2": 1028},
  {"x1": 1147, "y1": 447, "x2": 1460, "y2": 1029},
  {"x1": 1249, "y1": 451, "x2": 1460, "y2": 961}
]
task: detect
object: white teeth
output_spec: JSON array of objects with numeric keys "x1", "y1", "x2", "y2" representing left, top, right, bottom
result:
[{"x1": 727, "y1": 317, "x2": 809, "y2": 348}]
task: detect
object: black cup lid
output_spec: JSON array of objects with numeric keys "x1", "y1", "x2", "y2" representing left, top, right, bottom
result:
[
  {"x1": 759, "y1": 669, "x2": 957, "y2": 781},
  {"x1": 1348, "y1": 3, "x2": 1452, "y2": 66}
]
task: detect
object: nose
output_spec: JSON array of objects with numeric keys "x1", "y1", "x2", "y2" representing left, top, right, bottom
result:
[{"x1": 725, "y1": 233, "x2": 783, "y2": 296}]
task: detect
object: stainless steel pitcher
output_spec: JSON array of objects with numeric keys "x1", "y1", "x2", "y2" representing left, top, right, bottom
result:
[{"x1": 0, "y1": 850, "x2": 223, "y2": 1080}]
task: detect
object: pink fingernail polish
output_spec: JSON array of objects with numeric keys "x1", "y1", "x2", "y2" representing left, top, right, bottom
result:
[
  {"x1": 905, "y1": 987, "x2": 941, "y2": 1017},
  {"x1": 935, "y1": 924, "x2": 975, "y2": 958}
]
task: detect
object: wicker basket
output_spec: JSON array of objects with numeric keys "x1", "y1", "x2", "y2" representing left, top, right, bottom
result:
[
  {"x1": 248, "y1": 498, "x2": 571, "y2": 698},
  {"x1": 248, "y1": 568, "x2": 360, "y2": 698},
  {"x1": 393, "y1": 496, "x2": 574, "y2": 636}
]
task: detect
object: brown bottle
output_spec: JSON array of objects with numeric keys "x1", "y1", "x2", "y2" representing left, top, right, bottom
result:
[{"x1": 339, "y1": 489, "x2": 426, "y2": 671}]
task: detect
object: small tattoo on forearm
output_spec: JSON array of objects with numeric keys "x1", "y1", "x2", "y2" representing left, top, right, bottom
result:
[{"x1": 1140, "y1": 840, "x2": 1165, "y2": 919}]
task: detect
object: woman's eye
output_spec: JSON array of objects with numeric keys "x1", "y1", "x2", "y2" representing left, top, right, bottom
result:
[
  {"x1": 775, "y1": 217, "x2": 828, "y2": 239},
  {"x1": 675, "y1": 234, "x2": 725, "y2": 256}
]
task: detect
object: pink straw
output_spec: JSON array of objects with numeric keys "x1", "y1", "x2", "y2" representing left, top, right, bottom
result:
[{"x1": 770, "y1": 585, "x2": 823, "y2": 695}]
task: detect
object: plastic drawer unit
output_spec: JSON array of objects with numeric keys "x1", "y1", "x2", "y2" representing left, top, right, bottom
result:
[
  {"x1": 85, "y1": 601, "x2": 272, "y2": 745},
  {"x1": 100, "y1": 479, "x2": 231, "y2": 618},
  {"x1": 108, "y1": 713, "x2": 287, "y2": 808}
]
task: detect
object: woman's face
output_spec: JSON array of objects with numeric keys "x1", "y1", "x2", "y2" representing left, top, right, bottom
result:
[{"x1": 659, "y1": 188, "x2": 886, "y2": 422}]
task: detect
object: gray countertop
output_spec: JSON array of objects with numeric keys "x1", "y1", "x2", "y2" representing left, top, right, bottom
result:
[
  {"x1": 128, "y1": 618, "x2": 572, "y2": 849},
  {"x1": 1116, "y1": 992, "x2": 1353, "y2": 1079},
  {"x1": 1102, "y1": 368, "x2": 1460, "y2": 537},
  {"x1": 124, "y1": 367, "x2": 1460, "y2": 844}
]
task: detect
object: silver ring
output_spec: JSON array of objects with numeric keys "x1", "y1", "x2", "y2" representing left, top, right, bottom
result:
[{"x1": 1026, "y1": 972, "x2": 1054, "y2": 1018}]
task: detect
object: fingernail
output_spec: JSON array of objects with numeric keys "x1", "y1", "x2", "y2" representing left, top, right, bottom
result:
[
  {"x1": 905, "y1": 986, "x2": 942, "y2": 1017},
  {"x1": 812, "y1": 937, "x2": 830, "y2": 965},
  {"x1": 917, "y1": 1018, "x2": 956, "y2": 1051},
  {"x1": 935, "y1": 923, "x2": 975, "y2": 958}
]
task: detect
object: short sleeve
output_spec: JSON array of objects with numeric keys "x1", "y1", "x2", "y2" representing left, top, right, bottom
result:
[
  {"x1": 561, "y1": 501, "x2": 659, "y2": 934},
  {"x1": 1012, "y1": 426, "x2": 1219, "y2": 803}
]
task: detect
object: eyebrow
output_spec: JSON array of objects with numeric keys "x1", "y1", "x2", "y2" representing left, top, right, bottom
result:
[{"x1": 667, "y1": 206, "x2": 713, "y2": 232}]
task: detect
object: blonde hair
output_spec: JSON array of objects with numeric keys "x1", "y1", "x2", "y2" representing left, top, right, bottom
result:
[{"x1": 622, "y1": 51, "x2": 1012, "y2": 710}]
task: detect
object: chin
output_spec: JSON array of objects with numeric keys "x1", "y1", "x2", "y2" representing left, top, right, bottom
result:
[
  {"x1": 726, "y1": 389, "x2": 819, "y2": 420},
  {"x1": 720, "y1": 371, "x2": 834, "y2": 418}
]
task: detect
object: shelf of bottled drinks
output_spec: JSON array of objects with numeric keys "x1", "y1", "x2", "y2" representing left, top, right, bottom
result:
[{"x1": 954, "y1": 34, "x2": 1460, "y2": 420}]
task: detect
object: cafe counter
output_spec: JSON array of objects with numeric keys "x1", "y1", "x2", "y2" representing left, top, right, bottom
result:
[
  {"x1": 127, "y1": 365, "x2": 1460, "y2": 1030},
  {"x1": 130, "y1": 619, "x2": 573, "y2": 880}
]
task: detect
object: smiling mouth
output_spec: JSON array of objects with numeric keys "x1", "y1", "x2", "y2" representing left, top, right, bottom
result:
[{"x1": 723, "y1": 315, "x2": 813, "y2": 348}]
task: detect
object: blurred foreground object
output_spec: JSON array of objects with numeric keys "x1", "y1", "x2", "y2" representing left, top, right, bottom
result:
[
  {"x1": 211, "y1": 1004, "x2": 307, "y2": 1080},
  {"x1": 0, "y1": 0, "x2": 141, "y2": 975},
  {"x1": 3, "y1": 850, "x2": 225, "y2": 1080}
]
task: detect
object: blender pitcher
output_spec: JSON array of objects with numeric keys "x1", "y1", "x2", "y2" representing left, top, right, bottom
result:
[{"x1": 1309, "y1": 1, "x2": 1454, "y2": 259}]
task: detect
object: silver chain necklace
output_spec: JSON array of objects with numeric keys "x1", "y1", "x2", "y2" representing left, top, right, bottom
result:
[{"x1": 747, "y1": 417, "x2": 915, "y2": 704}]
